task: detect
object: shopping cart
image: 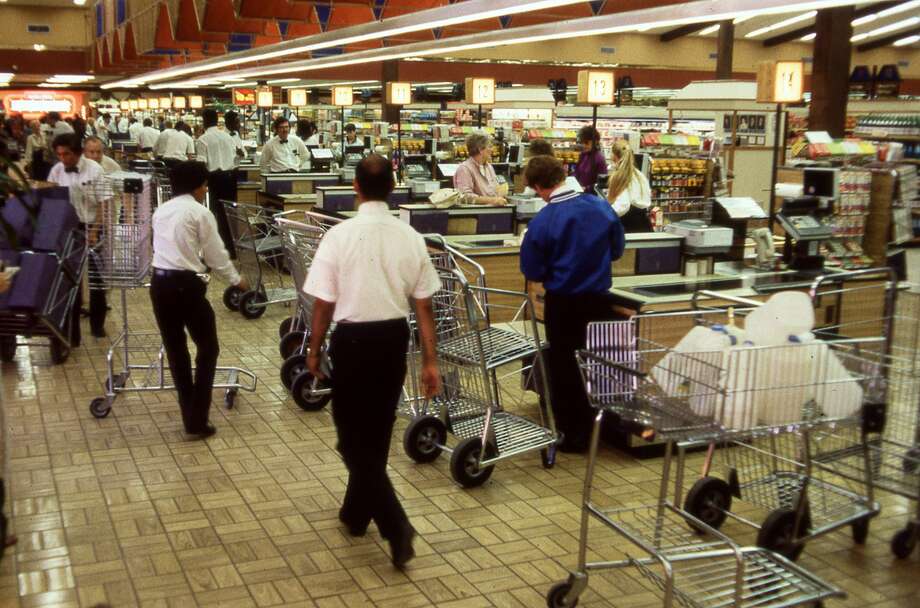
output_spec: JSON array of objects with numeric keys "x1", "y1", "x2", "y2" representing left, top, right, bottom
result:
[
  {"x1": 547, "y1": 311, "x2": 847, "y2": 607},
  {"x1": 128, "y1": 159, "x2": 171, "y2": 206},
  {"x1": 86, "y1": 173, "x2": 257, "y2": 419},
  {"x1": 221, "y1": 201, "x2": 295, "y2": 319},
  {"x1": 400, "y1": 256, "x2": 558, "y2": 488},
  {"x1": 275, "y1": 212, "x2": 340, "y2": 411}
]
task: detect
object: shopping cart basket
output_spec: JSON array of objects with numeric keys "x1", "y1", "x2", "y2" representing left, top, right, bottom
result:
[
  {"x1": 547, "y1": 312, "x2": 846, "y2": 607},
  {"x1": 221, "y1": 201, "x2": 295, "y2": 319},
  {"x1": 86, "y1": 173, "x2": 257, "y2": 419}
]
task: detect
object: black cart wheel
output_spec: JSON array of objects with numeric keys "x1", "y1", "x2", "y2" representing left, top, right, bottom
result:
[
  {"x1": 291, "y1": 370, "x2": 331, "y2": 411},
  {"x1": 280, "y1": 354, "x2": 306, "y2": 391},
  {"x1": 684, "y1": 477, "x2": 732, "y2": 532},
  {"x1": 851, "y1": 518, "x2": 870, "y2": 545},
  {"x1": 541, "y1": 446, "x2": 556, "y2": 469},
  {"x1": 403, "y1": 416, "x2": 447, "y2": 464},
  {"x1": 239, "y1": 290, "x2": 267, "y2": 319},
  {"x1": 279, "y1": 331, "x2": 307, "y2": 360},
  {"x1": 223, "y1": 285, "x2": 244, "y2": 311},
  {"x1": 225, "y1": 389, "x2": 237, "y2": 409},
  {"x1": 449, "y1": 437, "x2": 496, "y2": 488},
  {"x1": 89, "y1": 397, "x2": 111, "y2": 419},
  {"x1": 546, "y1": 582, "x2": 578, "y2": 608},
  {"x1": 50, "y1": 337, "x2": 70, "y2": 365},
  {"x1": 891, "y1": 526, "x2": 917, "y2": 559},
  {"x1": 757, "y1": 508, "x2": 808, "y2": 561},
  {"x1": 0, "y1": 336, "x2": 16, "y2": 362},
  {"x1": 278, "y1": 317, "x2": 295, "y2": 339}
]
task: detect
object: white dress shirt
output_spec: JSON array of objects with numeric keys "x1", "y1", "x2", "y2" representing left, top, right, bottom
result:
[
  {"x1": 230, "y1": 132, "x2": 246, "y2": 161},
  {"x1": 51, "y1": 120, "x2": 75, "y2": 139},
  {"x1": 47, "y1": 156, "x2": 104, "y2": 224},
  {"x1": 304, "y1": 201, "x2": 441, "y2": 323},
  {"x1": 138, "y1": 126, "x2": 161, "y2": 151},
  {"x1": 260, "y1": 134, "x2": 308, "y2": 173},
  {"x1": 117, "y1": 117, "x2": 129, "y2": 133},
  {"x1": 304, "y1": 134, "x2": 320, "y2": 146},
  {"x1": 161, "y1": 130, "x2": 195, "y2": 161},
  {"x1": 196, "y1": 127, "x2": 237, "y2": 171},
  {"x1": 610, "y1": 171, "x2": 652, "y2": 217},
  {"x1": 128, "y1": 121, "x2": 143, "y2": 141},
  {"x1": 98, "y1": 155, "x2": 121, "y2": 174},
  {"x1": 152, "y1": 194, "x2": 240, "y2": 286},
  {"x1": 154, "y1": 128, "x2": 176, "y2": 156}
]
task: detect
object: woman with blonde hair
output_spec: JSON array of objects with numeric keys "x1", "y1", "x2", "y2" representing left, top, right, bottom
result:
[{"x1": 607, "y1": 140, "x2": 652, "y2": 232}]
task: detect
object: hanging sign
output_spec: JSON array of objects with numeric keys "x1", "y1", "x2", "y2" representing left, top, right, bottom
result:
[
  {"x1": 757, "y1": 60, "x2": 804, "y2": 103},
  {"x1": 288, "y1": 89, "x2": 307, "y2": 107},
  {"x1": 464, "y1": 77, "x2": 495, "y2": 105},
  {"x1": 577, "y1": 70, "x2": 615, "y2": 105},
  {"x1": 232, "y1": 88, "x2": 256, "y2": 106},
  {"x1": 332, "y1": 86, "x2": 354, "y2": 106},
  {"x1": 385, "y1": 82, "x2": 412, "y2": 106},
  {"x1": 189, "y1": 95, "x2": 203, "y2": 109}
]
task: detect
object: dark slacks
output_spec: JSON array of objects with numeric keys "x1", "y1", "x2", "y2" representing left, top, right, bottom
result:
[
  {"x1": 149, "y1": 270, "x2": 220, "y2": 433},
  {"x1": 71, "y1": 225, "x2": 108, "y2": 345},
  {"x1": 329, "y1": 318, "x2": 411, "y2": 542},
  {"x1": 544, "y1": 290, "x2": 617, "y2": 447},
  {"x1": 207, "y1": 170, "x2": 238, "y2": 258}
]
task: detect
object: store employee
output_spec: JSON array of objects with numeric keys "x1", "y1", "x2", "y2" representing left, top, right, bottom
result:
[
  {"x1": 260, "y1": 116, "x2": 308, "y2": 173},
  {"x1": 197, "y1": 108, "x2": 240, "y2": 256},
  {"x1": 453, "y1": 133, "x2": 506, "y2": 206},
  {"x1": 520, "y1": 155, "x2": 625, "y2": 453},
  {"x1": 304, "y1": 154, "x2": 441, "y2": 569},
  {"x1": 150, "y1": 161, "x2": 248, "y2": 438},
  {"x1": 607, "y1": 140, "x2": 652, "y2": 232}
]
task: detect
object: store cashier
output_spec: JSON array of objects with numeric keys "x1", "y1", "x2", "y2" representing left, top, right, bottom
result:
[
  {"x1": 453, "y1": 133, "x2": 507, "y2": 206},
  {"x1": 520, "y1": 155, "x2": 625, "y2": 453},
  {"x1": 606, "y1": 140, "x2": 652, "y2": 232},
  {"x1": 260, "y1": 116, "x2": 309, "y2": 173}
]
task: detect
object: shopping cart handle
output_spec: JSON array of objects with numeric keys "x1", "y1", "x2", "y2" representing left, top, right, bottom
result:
[
  {"x1": 691, "y1": 290, "x2": 762, "y2": 309},
  {"x1": 576, "y1": 350, "x2": 648, "y2": 378}
]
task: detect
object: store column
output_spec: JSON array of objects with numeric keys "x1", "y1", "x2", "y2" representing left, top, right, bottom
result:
[
  {"x1": 809, "y1": 7, "x2": 854, "y2": 137},
  {"x1": 381, "y1": 60, "x2": 400, "y2": 124},
  {"x1": 715, "y1": 20, "x2": 734, "y2": 80}
]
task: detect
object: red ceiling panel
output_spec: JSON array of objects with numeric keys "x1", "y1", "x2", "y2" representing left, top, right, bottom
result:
[
  {"x1": 155, "y1": 3, "x2": 205, "y2": 50},
  {"x1": 600, "y1": 0, "x2": 687, "y2": 14},
  {"x1": 176, "y1": 0, "x2": 230, "y2": 44},
  {"x1": 203, "y1": 0, "x2": 274, "y2": 35},
  {"x1": 284, "y1": 22, "x2": 323, "y2": 38},
  {"x1": 381, "y1": 0, "x2": 448, "y2": 18},
  {"x1": 239, "y1": 0, "x2": 314, "y2": 21},
  {"x1": 327, "y1": 5, "x2": 376, "y2": 30}
]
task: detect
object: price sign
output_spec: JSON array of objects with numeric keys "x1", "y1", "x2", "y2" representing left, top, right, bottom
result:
[
  {"x1": 173, "y1": 96, "x2": 186, "y2": 110},
  {"x1": 332, "y1": 86, "x2": 354, "y2": 106},
  {"x1": 189, "y1": 95, "x2": 203, "y2": 109},
  {"x1": 256, "y1": 86, "x2": 273, "y2": 108},
  {"x1": 577, "y1": 70, "x2": 615, "y2": 105},
  {"x1": 385, "y1": 82, "x2": 412, "y2": 106},
  {"x1": 128, "y1": 99, "x2": 138, "y2": 111},
  {"x1": 232, "y1": 88, "x2": 256, "y2": 106},
  {"x1": 119, "y1": 100, "x2": 129, "y2": 111},
  {"x1": 288, "y1": 88, "x2": 307, "y2": 107},
  {"x1": 465, "y1": 77, "x2": 495, "y2": 105},
  {"x1": 159, "y1": 97, "x2": 172, "y2": 110},
  {"x1": 147, "y1": 98, "x2": 159, "y2": 110},
  {"x1": 137, "y1": 98, "x2": 148, "y2": 110},
  {"x1": 757, "y1": 60, "x2": 804, "y2": 103}
]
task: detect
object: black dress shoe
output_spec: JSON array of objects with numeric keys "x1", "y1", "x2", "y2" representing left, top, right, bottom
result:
[
  {"x1": 187, "y1": 423, "x2": 217, "y2": 439},
  {"x1": 91, "y1": 328, "x2": 107, "y2": 338},
  {"x1": 389, "y1": 526, "x2": 416, "y2": 569},
  {"x1": 338, "y1": 510, "x2": 368, "y2": 537}
]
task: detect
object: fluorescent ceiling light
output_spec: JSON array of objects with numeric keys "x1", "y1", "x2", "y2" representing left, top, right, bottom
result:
[
  {"x1": 47, "y1": 74, "x2": 94, "y2": 83},
  {"x1": 698, "y1": 24, "x2": 721, "y2": 36},
  {"x1": 33, "y1": 44, "x2": 46, "y2": 51},
  {"x1": 745, "y1": 11, "x2": 817, "y2": 38},
  {"x1": 267, "y1": 78, "x2": 300, "y2": 84},
  {"x1": 0, "y1": 73, "x2": 13, "y2": 82},
  {"x1": 39, "y1": 83, "x2": 69, "y2": 87},
  {"x1": 856, "y1": 16, "x2": 920, "y2": 39},
  {"x1": 801, "y1": 32, "x2": 817, "y2": 41},
  {"x1": 73, "y1": 0, "x2": 87, "y2": 5},
  {"x1": 893, "y1": 34, "x2": 920, "y2": 46},
  {"x1": 856, "y1": 0, "x2": 920, "y2": 25}
]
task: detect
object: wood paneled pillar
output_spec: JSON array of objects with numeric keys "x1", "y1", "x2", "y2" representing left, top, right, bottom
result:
[
  {"x1": 381, "y1": 60, "x2": 400, "y2": 123},
  {"x1": 809, "y1": 7, "x2": 854, "y2": 138},
  {"x1": 715, "y1": 20, "x2": 734, "y2": 80}
]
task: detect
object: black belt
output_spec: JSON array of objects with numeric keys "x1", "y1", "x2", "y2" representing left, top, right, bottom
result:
[{"x1": 153, "y1": 268, "x2": 198, "y2": 278}]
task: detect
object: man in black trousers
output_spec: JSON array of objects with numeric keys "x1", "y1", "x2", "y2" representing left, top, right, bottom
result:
[
  {"x1": 150, "y1": 161, "x2": 248, "y2": 438},
  {"x1": 195, "y1": 109, "x2": 238, "y2": 257},
  {"x1": 304, "y1": 154, "x2": 441, "y2": 568}
]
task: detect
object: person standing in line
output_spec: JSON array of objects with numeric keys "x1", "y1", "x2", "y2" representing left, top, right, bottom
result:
[
  {"x1": 606, "y1": 140, "x2": 653, "y2": 232},
  {"x1": 520, "y1": 155, "x2": 625, "y2": 453},
  {"x1": 117, "y1": 113, "x2": 129, "y2": 134},
  {"x1": 154, "y1": 120, "x2": 176, "y2": 159},
  {"x1": 161, "y1": 121, "x2": 195, "y2": 167},
  {"x1": 259, "y1": 116, "x2": 308, "y2": 173},
  {"x1": 573, "y1": 125, "x2": 608, "y2": 195},
  {"x1": 137, "y1": 118, "x2": 160, "y2": 156},
  {"x1": 224, "y1": 111, "x2": 246, "y2": 161},
  {"x1": 47, "y1": 133, "x2": 108, "y2": 343},
  {"x1": 128, "y1": 117, "x2": 142, "y2": 142},
  {"x1": 82, "y1": 136, "x2": 121, "y2": 174},
  {"x1": 48, "y1": 112, "x2": 74, "y2": 140},
  {"x1": 24, "y1": 119, "x2": 50, "y2": 181},
  {"x1": 196, "y1": 108, "x2": 238, "y2": 257},
  {"x1": 304, "y1": 154, "x2": 441, "y2": 568},
  {"x1": 150, "y1": 161, "x2": 248, "y2": 439}
]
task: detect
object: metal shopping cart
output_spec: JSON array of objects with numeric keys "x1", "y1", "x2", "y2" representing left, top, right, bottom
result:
[
  {"x1": 400, "y1": 259, "x2": 558, "y2": 488},
  {"x1": 221, "y1": 201, "x2": 295, "y2": 319},
  {"x1": 548, "y1": 311, "x2": 848, "y2": 607},
  {"x1": 128, "y1": 159, "x2": 171, "y2": 206},
  {"x1": 86, "y1": 173, "x2": 257, "y2": 419},
  {"x1": 275, "y1": 212, "x2": 340, "y2": 411}
]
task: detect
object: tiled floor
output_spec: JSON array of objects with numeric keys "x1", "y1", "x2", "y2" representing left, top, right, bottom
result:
[{"x1": 1, "y1": 269, "x2": 919, "y2": 608}]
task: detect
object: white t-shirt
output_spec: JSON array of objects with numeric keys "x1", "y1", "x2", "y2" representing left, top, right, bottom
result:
[
  {"x1": 196, "y1": 127, "x2": 237, "y2": 171},
  {"x1": 304, "y1": 201, "x2": 441, "y2": 323},
  {"x1": 610, "y1": 171, "x2": 651, "y2": 217},
  {"x1": 137, "y1": 126, "x2": 161, "y2": 150},
  {"x1": 154, "y1": 128, "x2": 177, "y2": 157},
  {"x1": 162, "y1": 130, "x2": 195, "y2": 161}
]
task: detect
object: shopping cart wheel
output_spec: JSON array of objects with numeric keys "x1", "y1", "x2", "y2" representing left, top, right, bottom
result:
[
  {"x1": 851, "y1": 518, "x2": 870, "y2": 545},
  {"x1": 546, "y1": 582, "x2": 578, "y2": 607},
  {"x1": 239, "y1": 290, "x2": 268, "y2": 319},
  {"x1": 291, "y1": 371, "x2": 331, "y2": 411},
  {"x1": 891, "y1": 525, "x2": 917, "y2": 559},
  {"x1": 89, "y1": 397, "x2": 111, "y2": 419},
  {"x1": 403, "y1": 416, "x2": 446, "y2": 464},
  {"x1": 281, "y1": 354, "x2": 306, "y2": 391},
  {"x1": 224, "y1": 389, "x2": 237, "y2": 409},
  {"x1": 279, "y1": 331, "x2": 307, "y2": 360},
  {"x1": 279, "y1": 317, "x2": 295, "y2": 339},
  {"x1": 223, "y1": 285, "x2": 244, "y2": 311},
  {"x1": 0, "y1": 336, "x2": 16, "y2": 362},
  {"x1": 450, "y1": 437, "x2": 496, "y2": 488},
  {"x1": 684, "y1": 477, "x2": 732, "y2": 532},
  {"x1": 757, "y1": 507, "x2": 809, "y2": 561},
  {"x1": 50, "y1": 337, "x2": 70, "y2": 365},
  {"x1": 540, "y1": 446, "x2": 556, "y2": 469}
]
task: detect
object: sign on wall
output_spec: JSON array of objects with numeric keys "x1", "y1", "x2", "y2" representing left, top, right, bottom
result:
[{"x1": 0, "y1": 90, "x2": 84, "y2": 118}]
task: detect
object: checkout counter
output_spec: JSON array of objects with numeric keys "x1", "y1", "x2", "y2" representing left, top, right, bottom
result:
[
  {"x1": 399, "y1": 204, "x2": 515, "y2": 236},
  {"x1": 315, "y1": 185, "x2": 411, "y2": 213}
]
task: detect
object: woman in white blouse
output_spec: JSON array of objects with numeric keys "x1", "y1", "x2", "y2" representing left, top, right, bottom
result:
[{"x1": 606, "y1": 140, "x2": 652, "y2": 232}]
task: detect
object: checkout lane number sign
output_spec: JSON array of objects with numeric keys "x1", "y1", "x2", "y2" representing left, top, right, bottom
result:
[
  {"x1": 577, "y1": 70, "x2": 615, "y2": 105},
  {"x1": 332, "y1": 86, "x2": 354, "y2": 107},
  {"x1": 757, "y1": 61, "x2": 804, "y2": 104},
  {"x1": 465, "y1": 78, "x2": 495, "y2": 105},
  {"x1": 386, "y1": 82, "x2": 412, "y2": 106}
]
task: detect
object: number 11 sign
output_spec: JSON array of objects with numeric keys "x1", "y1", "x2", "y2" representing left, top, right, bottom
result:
[
  {"x1": 757, "y1": 61, "x2": 804, "y2": 104},
  {"x1": 577, "y1": 70, "x2": 615, "y2": 105}
]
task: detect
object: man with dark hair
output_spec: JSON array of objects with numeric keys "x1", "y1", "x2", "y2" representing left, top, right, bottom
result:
[
  {"x1": 137, "y1": 118, "x2": 160, "y2": 155},
  {"x1": 196, "y1": 108, "x2": 239, "y2": 256},
  {"x1": 520, "y1": 155, "x2": 625, "y2": 453},
  {"x1": 260, "y1": 116, "x2": 307, "y2": 173},
  {"x1": 522, "y1": 139, "x2": 582, "y2": 199},
  {"x1": 223, "y1": 110, "x2": 246, "y2": 159},
  {"x1": 150, "y1": 161, "x2": 248, "y2": 439},
  {"x1": 344, "y1": 122, "x2": 358, "y2": 145},
  {"x1": 303, "y1": 154, "x2": 441, "y2": 569},
  {"x1": 48, "y1": 111, "x2": 74, "y2": 139},
  {"x1": 154, "y1": 120, "x2": 176, "y2": 159},
  {"x1": 48, "y1": 132, "x2": 107, "y2": 342}
]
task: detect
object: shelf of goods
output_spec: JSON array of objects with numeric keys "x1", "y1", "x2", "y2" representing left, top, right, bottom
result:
[
  {"x1": 649, "y1": 157, "x2": 708, "y2": 201},
  {"x1": 789, "y1": 138, "x2": 877, "y2": 161},
  {"x1": 852, "y1": 114, "x2": 920, "y2": 162}
]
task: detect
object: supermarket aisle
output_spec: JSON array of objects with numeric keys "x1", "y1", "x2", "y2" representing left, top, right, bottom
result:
[{"x1": 0, "y1": 277, "x2": 919, "y2": 608}]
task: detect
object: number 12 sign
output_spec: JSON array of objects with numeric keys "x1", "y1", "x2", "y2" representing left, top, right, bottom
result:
[
  {"x1": 577, "y1": 70, "x2": 615, "y2": 105},
  {"x1": 465, "y1": 77, "x2": 495, "y2": 105}
]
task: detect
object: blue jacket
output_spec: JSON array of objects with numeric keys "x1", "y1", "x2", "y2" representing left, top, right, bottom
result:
[{"x1": 520, "y1": 188, "x2": 625, "y2": 295}]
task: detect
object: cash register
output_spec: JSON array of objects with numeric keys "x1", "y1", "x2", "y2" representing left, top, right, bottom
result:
[
  {"x1": 307, "y1": 146, "x2": 334, "y2": 172},
  {"x1": 403, "y1": 154, "x2": 440, "y2": 199},
  {"x1": 340, "y1": 144, "x2": 366, "y2": 181},
  {"x1": 777, "y1": 196, "x2": 834, "y2": 271}
]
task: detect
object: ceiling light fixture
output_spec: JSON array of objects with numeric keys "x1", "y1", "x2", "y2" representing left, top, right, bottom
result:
[
  {"x1": 73, "y1": 0, "x2": 87, "y2": 5},
  {"x1": 893, "y1": 34, "x2": 920, "y2": 46},
  {"x1": 33, "y1": 44, "x2": 46, "y2": 51},
  {"x1": 801, "y1": 32, "x2": 817, "y2": 41},
  {"x1": 852, "y1": 15, "x2": 920, "y2": 41},
  {"x1": 745, "y1": 11, "x2": 817, "y2": 38}
]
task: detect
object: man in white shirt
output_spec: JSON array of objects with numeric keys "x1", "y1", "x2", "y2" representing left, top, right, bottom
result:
[
  {"x1": 48, "y1": 133, "x2": 107, "y2": 343},
  {"x1": 304, "y1": 154, "x2": 441, "y2": 569},
  {"x1": 82, "y1": 136, "x2": 121, "y2": 174},
  {"x1": 154, "y1": 120, "x2": 176, "y2": 158},
  {"x1": 224, "y1": 111, "x2": 246, "y2": 161},
  {"x1": 117, "y1": 114, "x2": 129, "y2": 134},
  {"x1": 96, "y1": 113, "x2": 113, "y2": 146},
  {"x1": 48, "y1": 112, "x2": 74, "y2": 139},
  {"x1": 137, "y1": 118, "x2": 160, "y2": 155},
  {"x1": 161, "y1": 122, "x2": 195, "y2": 165},
  {"x1": 150, "y1": 161, "x2": 248, "y2": 439},
  {"x1": 196, "y1": 108, "x2": 238, "y2": 256},
  {"x1": 128, "y1": 117, "x2": 142, "y2": 142},
  {"x1": 259, "y1": 116, "x2": 308, "y2": 173}
]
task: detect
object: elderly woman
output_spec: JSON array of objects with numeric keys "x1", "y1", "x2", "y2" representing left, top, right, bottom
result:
[
  {"x1": 24, "y1": 119, "x2": 50, "y2": 181},
  {"x1": 453, "y1": 133, "x2": 506, "y2": 206}
]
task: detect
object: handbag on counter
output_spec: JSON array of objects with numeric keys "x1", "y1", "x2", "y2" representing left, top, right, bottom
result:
[{"x1": 429, "y1": 188, "x2": 462, "y2": 209}]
